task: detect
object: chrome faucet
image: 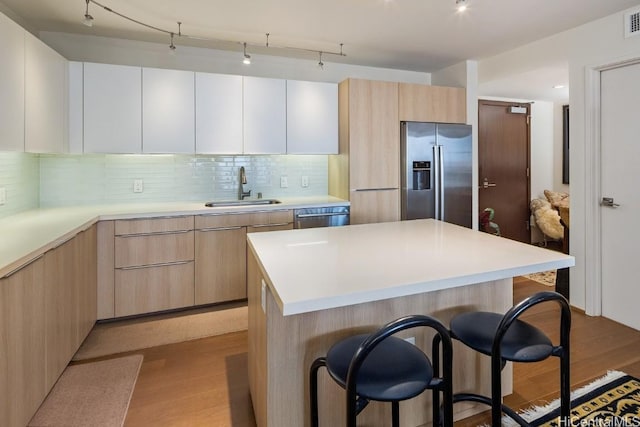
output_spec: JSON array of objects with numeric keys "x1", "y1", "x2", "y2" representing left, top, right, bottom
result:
[{"x1": 238, "y1": 166, "x2": 251, "y2": 200}]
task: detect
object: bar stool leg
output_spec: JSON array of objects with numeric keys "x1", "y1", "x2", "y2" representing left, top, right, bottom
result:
[
  {"x1": 491, "y1": 354, "x2": 503, "y2": 427},
  {"x1": 310, "y1": 357, "x2": 326, "y2": 427},
  {"x1": 391, "y1": 401, "x2": 400, "y2": 427}
]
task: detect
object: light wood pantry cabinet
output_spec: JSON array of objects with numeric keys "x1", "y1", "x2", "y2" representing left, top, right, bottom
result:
[
  {"x1": 0, "y1": 225, "x2": 97, "y2": 427},
  {"x1": 195, "y1": 210, "x2": 293, "y2": 305},
  {"x1": 243, "y1": 76, "x2": 287, "y2": 154},
  {"x1": 24, "y1": 31, "x2": 66, "y2": 153},
  {"x1": 143, "y1": 67, "x2": 195, "y2": 153},
  {"x1": 286, "y1": 80, "x2": 338, "y2": 154},
  {"x1": 329, "y1": 78, "x2": 400, "y2": 224},
  {"x1": 399, "y1": 83, "x2": 466, "y2": 124},
  {"x1": 195, "y1": 72, "x2": 243, "y2": 154},
  {"x1": 84, "y1": 62, "x2": 142, "y2": 153},
  {"x1": 0, "y1": 12, "x2": 25, "y2": 151},
  {"x1": 113, "y1": 216, "x2": 195, "y2": 317}
]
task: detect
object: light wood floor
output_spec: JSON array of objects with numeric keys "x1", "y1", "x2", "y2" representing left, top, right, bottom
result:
[{"x1": 100, "y1": 278, "x2": 640, "y2": 426}]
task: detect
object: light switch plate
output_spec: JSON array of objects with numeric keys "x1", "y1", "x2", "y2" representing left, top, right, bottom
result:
[
  {"x1": 0, "y1": 187, "x2": 6, "y2": 205},
  {"x1": 301, "y1": 176, "x2": 309, "y2": 188},
  {"x1": 133, "y1": 179, "x2": 144, "y2": 193}
]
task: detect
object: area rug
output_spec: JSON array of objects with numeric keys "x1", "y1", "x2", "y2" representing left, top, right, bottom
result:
[
  {"x1": 28, "y1": 355, "x2": 143, "y2": 427},
  {"x1": 523, "y1": 270, "x2": 556, "y2": 287},
  {"x1": 500, "y1": 371, "x2": 640, "y2": 426}
]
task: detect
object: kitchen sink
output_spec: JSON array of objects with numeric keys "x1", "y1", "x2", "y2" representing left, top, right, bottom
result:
[{"x1": 205, "y1": 199, "x2": 282, "y2": 207}]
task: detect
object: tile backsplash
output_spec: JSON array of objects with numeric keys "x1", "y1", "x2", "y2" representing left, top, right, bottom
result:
[
  {"x1": 39, "y1": 154, "x2": 328, "y2": 207},
  {"x1": 0, "y1": 152, "x2": 40, "y2": 219}
]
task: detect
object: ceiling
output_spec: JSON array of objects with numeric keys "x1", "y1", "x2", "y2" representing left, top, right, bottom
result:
[{"x1": 1, "y1": 0, "x2": 638, "y2": 101}]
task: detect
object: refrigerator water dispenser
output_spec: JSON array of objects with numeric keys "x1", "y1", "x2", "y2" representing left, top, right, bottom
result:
[{"x1": 412, "y1": 161, "x2": 431, "y2": 190}]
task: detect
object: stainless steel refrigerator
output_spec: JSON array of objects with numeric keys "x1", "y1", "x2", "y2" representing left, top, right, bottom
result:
[{"x1": 401, "y1": 121, "x2": 472, "y2": 228}]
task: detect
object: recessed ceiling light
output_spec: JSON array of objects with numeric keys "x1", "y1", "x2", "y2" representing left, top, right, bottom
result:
[{"x1": 456, "y1": 0, "x2": 468, "y2": 12}]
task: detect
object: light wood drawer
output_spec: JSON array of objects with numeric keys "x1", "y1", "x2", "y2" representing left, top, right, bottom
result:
[
  {"x1": 115, "y1": 216, "x2": 194, "y2": 235},
  {"x1": 115, "y1": 231, "x2": 194, "y2": 268},
  {"x1": 115, "y1": 261, "x2": 194, "y2": 317},
  {"x1": 195, "y1": 210, "x2": 292, "y2": 229}
]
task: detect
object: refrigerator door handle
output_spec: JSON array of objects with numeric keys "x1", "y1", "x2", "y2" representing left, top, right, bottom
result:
[
  {"x1": 433, "y1": 144, "x2": 440, "y2": 219},
  {"x1": 438, "y1": 145, "x2": 445, "y2": 221}
]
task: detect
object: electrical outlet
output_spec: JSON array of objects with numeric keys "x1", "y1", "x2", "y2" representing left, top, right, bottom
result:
[
  {"x1": 0, "y1": 187, "x2": 6, "y2": 205},
  {"x1": 301, "y1": 176, "x2": 309, "y2": 188},
  {"x1": 280, "y1": 176, "x2": 288, "y2": 188},
  {"x1": 133, "y1": 179, "x2": 144, "y2": 193}
]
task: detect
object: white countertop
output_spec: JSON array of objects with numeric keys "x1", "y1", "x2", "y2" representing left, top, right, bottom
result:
[
  {"x1": 247, "y1": 219, "x2": 575, "y2": 316},
  {"x1": 0, "y1": 196, "x2": 348, "y2": 277}
]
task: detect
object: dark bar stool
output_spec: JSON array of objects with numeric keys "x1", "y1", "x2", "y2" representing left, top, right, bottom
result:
[
  {"x1": 309, "y1": 314, "x2": 454, "y2": 427},
  {"x1": 448, "y1": 291, "x2": 571, "y2": 426}
]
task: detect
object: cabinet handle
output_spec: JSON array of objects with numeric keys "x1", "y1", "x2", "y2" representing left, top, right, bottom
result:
[
  {"x1": 116, "y1": 260, "x2": 192, "y2": 270},
  {"x1": 2, "y1": 254, "x2": 45, "y2": 279},
  {"x1": 295, "y1": 212, "x2": 348, "y2": 218},
  {"x1": 250, "y1": 222, "x2": 290, "y2": 228},
  {"x1": 198, "y1": 226, "x2": 243, "y2": 232},
  {"x1": 116, "y1": 229, "x2": 192, "y2": 237},
  {"x1": 352, "y1": 188, "x2": 398, "y2": 192}
]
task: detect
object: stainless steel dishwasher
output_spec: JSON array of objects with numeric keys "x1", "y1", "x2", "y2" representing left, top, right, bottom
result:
[{"x1": 293, "y1": 206, "x2": 350, "y2": 229}]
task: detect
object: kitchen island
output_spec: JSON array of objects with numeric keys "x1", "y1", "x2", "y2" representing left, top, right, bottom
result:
[{"x1": 246, "y1": 219, "x2": 574, "y2": 426}]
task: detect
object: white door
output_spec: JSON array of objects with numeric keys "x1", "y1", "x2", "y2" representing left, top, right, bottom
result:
[{"x1": 600, "y1": 62, "x2": 640, "y2": 330}]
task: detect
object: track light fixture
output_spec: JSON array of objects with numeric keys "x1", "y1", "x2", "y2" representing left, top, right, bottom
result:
[
  {"x1": 81, "y1": 0, "x2": 345, "y2": 67},
  {"x1": 243, "y1": 43, "x2": 251, "y2": 65},
  {"x1": 83, "y1": 0, "x2": 94, "y2": 27},
  {"x1": 456, "y1": 0, "x2": 468, "y2": 12},
  {"x1": 318, "y1": 52, "x2": 324, "y2": 70}
]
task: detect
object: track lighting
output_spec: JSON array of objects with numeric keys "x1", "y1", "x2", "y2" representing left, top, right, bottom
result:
[
  {"x1": 243, "y1": 43, "x2": 251, "y2": 65},
  {"x1": 83, "y1": 0, "x2": 94, "y2": 27},
  {"x1": 318, "y1": 52, "x2": 324, "y2": 70},
  {"x1": 80, "y1": 0, "x2": 345, "y2": 65},
  {"x1": 456, "y1": 0, "x2": 468, "y2": 12}
]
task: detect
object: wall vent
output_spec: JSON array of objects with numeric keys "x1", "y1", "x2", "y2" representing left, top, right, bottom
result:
[{"x1": 624, "y1": 9, "x2": 640, "y2": 38}]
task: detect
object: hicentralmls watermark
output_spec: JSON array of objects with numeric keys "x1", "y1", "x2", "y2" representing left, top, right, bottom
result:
[{"x1": 554, "y1": 416, "x2": 640, "y2": 427}]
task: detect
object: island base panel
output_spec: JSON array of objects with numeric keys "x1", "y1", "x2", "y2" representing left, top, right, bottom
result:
[{"x1": 247, "y1": 252, "x2": 513, "y2": 426}]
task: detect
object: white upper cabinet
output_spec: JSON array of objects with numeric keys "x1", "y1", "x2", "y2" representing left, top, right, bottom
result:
[
  {"x1": 24, "y1": 32, "x2": 66, "y2": 153},
  {"x1": 143, "y1": 67, "x2": 195, "y2": 154},
  {"x1": 195, "y1": 73, "x2": 243, "y2": 154},
  {"x1": 286, "y1": 80, "x2": 338, "y2": 154},
  {"x1": 84, "y1": 63, "x2": 142, "y2": 154},
  {"x1": 243, "y1": 77, "x2": 286, "y2": 154},
  {"x1": 0, "y1": 13, "x2": 25, "y2": 151}
]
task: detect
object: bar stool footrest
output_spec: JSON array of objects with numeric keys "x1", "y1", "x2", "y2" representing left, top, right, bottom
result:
[{"x1": 452, "y1": 393, "x2": 532, "y2": 427}]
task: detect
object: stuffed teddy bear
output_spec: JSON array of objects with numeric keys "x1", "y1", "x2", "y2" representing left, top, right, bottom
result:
[{"x1": 530, "y1": 198, "x2": 564, "y2": 240}]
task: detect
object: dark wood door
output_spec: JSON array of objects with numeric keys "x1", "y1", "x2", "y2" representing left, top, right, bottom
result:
[{"x1": 478, "y1": 100, "x2": 531, "y2": 243}]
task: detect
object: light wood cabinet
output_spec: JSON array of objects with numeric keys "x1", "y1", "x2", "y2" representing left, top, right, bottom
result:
[
  {"x1": 330, "y1": 78, "x2": 400, "y2": 224},
  {"x1": 97, "y1": 221, "x2": 115, "y2": 319},
  {"x1": 84, "y1": 62, "x2": 142, "y2": 153},
  {"x1": 286, "y1": 80, "x2": 338, "y2": 154},
  {"x1": 0, "y1": 256, "x2": 46, "y2": 427},
  {"x1": 24, "y1": 31, "x2": 66, "y2": 153},
  {"x1": 113, "y1": 216, "x2": 195, "y2": 316},
  {"x1": 1, "y1": 226, "x2": 97, "y2": 427},
  {"x1": 195, "y1": 210, "x2": 293, "y2": 305},
  {"x1": 0, "y1": 13, "x2": 25, "y2": 151},
  {"x1": 143, "y1": 67, "x2": 195, "y2": 153},
  {"x1": 399, "y1": 83, "x2": 466, "y2": 124},
  {"x1": 195, "y1": 72, "x2": 243, "y2": 154},
  {"x1": 350, "y1": 189, "x2": 400, "y2": 224},
  {"x1": 243, "y1": 77, "x2": 287, "y2": 154}
]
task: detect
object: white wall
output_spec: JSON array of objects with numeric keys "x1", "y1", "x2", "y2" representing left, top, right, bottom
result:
[
  {"x1": 41, "y1": 32, "x2": 431, "y2": 85},
  {"x1": 568, "y1": 5, "x2": 640, "y2": 311}
]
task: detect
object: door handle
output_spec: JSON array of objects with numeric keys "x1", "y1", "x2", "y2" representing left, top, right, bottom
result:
[
  {"x1": 480, "y1": 178, "x2": 497, "y2": 189},
  {"x1": 600, "y1": 197, "x2": 620, "y2": 208}
]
